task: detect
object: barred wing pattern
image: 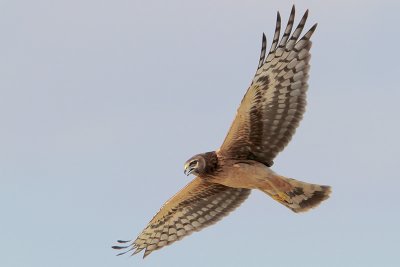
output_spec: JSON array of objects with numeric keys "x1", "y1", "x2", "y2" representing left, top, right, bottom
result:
[
  {"x1": 219, "y1": 7, "x2": 317, "y2": 166},
  {"x1": 113, "y1": 178, "x2": 250, "y2": 258}
]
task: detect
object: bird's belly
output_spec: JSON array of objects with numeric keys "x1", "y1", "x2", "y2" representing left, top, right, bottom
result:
[{"x1": 211, "y1": 160, "x2": 276, "y2": 189}]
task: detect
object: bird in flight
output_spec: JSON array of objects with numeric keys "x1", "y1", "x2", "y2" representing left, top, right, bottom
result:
[{"x1": 113, "y1": 6, "x2": 331, "y2": 258}]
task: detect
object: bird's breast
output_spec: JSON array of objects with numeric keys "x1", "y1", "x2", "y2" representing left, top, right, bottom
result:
[{"x1": 207, "y1": 160, "x2": 276, "y2": 189}]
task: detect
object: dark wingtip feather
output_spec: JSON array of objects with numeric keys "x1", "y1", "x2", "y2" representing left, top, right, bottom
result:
[
  {"x1": 261, "y1": 32, "x2": 266, "y2": 47},
  {"x1": 268, "y1": 11, "x2": 282, "y2": 53},
  {"x1": 301, "y1": 9, "x2": 309, "y2": 25},
  {"x1": 256, "y1": 32, "x2": 267, "y2": 70},
  {"x1": 311, "y1": 23, "x2": 318, "y2": 32},
  {"x1": 301, "y1": 10, "x2": 309, "y2": 27},
  {"x1": 304, "y1": 23, "x2": 318, "y2": 40},
  {"x1": 116, "y1": 250, "x2": 130, "y2": 256},
  {"x1": 112, "y1": 245, "x2": 129, "y2": 250},
  {"x1": 113, "y1": 239, "x2": 135, "y2": 256},
  {"x1": 290, "y1": 5, "x2": 295, "y2": 16},
  {"x1": 117, "y1": 240, "x2": 130, "y2": 243},
  {"x1": 115, "y1": 246, "x2": 136, "y2": 256}
]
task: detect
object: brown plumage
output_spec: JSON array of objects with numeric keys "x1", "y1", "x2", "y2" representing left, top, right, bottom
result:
[
  {"x1": 219, "y1": 7, "x2": 314, "y2": 166},
  {"x1": 113, "y1": 6, "x2": 331, "y2": 258}
]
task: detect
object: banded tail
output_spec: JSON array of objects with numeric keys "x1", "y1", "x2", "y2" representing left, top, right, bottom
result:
[{"x1": 261, "y1": 175, "x2": 331, "y2": 213}]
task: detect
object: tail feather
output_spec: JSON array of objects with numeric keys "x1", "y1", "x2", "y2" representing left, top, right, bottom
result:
[{"x1": 262, "y1": 175, "x2": 331, "y2": 213}]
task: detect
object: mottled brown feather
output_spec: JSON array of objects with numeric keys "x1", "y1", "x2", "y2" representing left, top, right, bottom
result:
[
  {"x1": 113, "y1": 177, "x2": 250, "y2": 258},
  {"x1": 219, "y1": 7, "x2": 317, "y2": 166}
]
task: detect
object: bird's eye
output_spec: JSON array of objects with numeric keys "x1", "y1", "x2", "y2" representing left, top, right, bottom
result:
[{"x1": 190, "y1": 160, "x2": 198, "y2": 166}]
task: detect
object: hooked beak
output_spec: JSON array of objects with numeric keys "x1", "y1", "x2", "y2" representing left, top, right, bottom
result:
[{"x1": 184, "y1": 164, "x2": 194, "y2": 176}]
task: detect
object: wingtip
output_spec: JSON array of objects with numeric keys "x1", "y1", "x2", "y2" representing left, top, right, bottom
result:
[
  {"x1": 310, "y1": 23, "x2": 318, "y2": 31},
  {"x1": 300, "y1": 8, "x2": 309, "y2": 24},
  {"x1": 290, "y1": 5, "x2": 295, "y2": 15},
  {"x1": 115, "y1": 246, "x2": 136, "y2": 256},
  {"x1": 303, "y1": 9, "x2": 309, "y2": 20},
  {"x1": 112, "y1": 245, "x2": 129, "y2": 250},
  {"x1": 143, "y1": 250, "x2": 152, "y2": 259},
  {"x1": 117, "y1": 240, "x2": 131, "y2": 243}
]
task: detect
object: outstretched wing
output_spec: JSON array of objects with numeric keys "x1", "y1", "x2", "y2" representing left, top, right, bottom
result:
[
  {"x1": 113, "y1": 177, "x2": 250, "y2": 258},
  {"x1": 219, "y1": 6, "x2": 317, "y2": 166}
]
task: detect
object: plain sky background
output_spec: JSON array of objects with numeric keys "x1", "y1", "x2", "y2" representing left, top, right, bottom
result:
[{"x1": 1, "y1": 0, "x2": 399, "y2": 266}]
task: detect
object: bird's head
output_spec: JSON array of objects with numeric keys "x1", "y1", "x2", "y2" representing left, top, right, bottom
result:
[{"x1": 184, "y1": 154, "x2": 206, "y2": 176}]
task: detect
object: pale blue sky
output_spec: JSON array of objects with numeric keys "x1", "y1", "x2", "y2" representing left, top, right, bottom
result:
[{"x1": 1, "y1": 0, "x2": 399, "y2": 266}]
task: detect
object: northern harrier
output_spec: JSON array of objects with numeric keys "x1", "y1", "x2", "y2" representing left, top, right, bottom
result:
[{"x1": 113, "y1": 6, "x2": 331, "y2": 258}]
